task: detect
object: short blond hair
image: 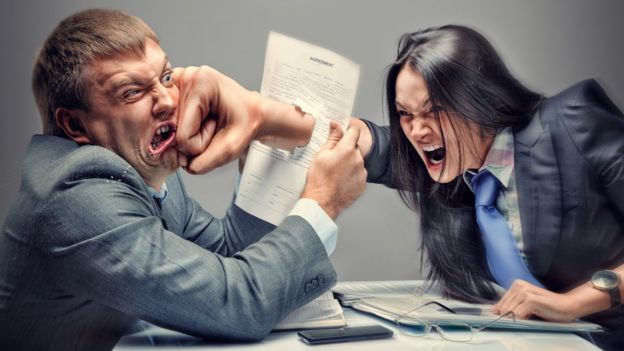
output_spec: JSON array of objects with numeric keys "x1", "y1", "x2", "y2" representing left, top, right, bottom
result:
[{"x1": 32, "y1": 9, "x2": 159, "y2": 137}]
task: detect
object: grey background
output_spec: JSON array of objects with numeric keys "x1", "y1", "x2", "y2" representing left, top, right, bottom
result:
[{"x1": 1, "y1": 0, "x2": 622, "y2": 281}]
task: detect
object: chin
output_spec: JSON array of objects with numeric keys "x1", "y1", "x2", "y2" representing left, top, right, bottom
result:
[{"x1": 427, "y1": 169, "x2": 458, "y2": 184}]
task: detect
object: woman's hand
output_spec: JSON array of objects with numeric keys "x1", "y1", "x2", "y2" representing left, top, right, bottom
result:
[
  {"x1": 348, "y1": 117, "x2": 373, "y2": 158},
  {"x1": 493, "y1": 279, "x2": 581, "y2": 323}
]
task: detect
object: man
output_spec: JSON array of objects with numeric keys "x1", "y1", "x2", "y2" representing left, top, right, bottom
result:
[{"x1": 0, "y1": 9, "x2": 366, "y2": 350}]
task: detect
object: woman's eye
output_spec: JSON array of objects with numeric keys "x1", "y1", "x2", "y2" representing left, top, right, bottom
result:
[
  {"x1": 430, "y1": 105, "x2": 443, "y2": 114},
  {"x1": 398, "y1": 110, "x2": 412, "y2": 117}
]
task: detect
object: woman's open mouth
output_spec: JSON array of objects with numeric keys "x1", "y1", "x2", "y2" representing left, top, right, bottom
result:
[
  {"x1": 423, "y1": 144, "x2": 445, "y2": 167},
  {"x1": 148, "y1": 122, "x2": 177, "y2": 157}
]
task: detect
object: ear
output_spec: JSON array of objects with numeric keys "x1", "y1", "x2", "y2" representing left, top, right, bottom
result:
[{"x1": 55, "y1": 108, "x2": 91, "y2": 144}]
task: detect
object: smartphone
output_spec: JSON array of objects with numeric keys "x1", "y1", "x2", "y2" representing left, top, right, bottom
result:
[{"x1": 298, "y1": 325, "x2": 393, "y2": 345}]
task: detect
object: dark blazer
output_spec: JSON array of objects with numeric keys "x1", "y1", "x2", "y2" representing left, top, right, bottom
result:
[
  {"x1": 0, "y1": 135, "x2": 336, "y2": 351},
  {"x1": 364, "y1": 80, "x2": 624, "y2": 346}
]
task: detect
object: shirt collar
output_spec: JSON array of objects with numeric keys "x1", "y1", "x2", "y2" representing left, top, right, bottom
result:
[
  {"x1": 463, "y1": 127, "x2": 515, "y2": 191},
  {"x1": 147, "y1": 182, "x2": 169, "y2": 204}
]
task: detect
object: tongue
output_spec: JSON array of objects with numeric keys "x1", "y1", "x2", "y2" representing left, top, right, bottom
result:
[
  {"x1": 429, "y1": 148, "x2": 445, "y2": 162},
  {"x1": 153, "y1": 133, "x2": 165, "y2": 145}
]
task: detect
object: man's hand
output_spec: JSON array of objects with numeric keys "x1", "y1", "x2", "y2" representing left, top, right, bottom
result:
[
  {"x1": 174, "y1": 66, "x2": 315, "y2": 174},
  {"x1": 301, "y1": 122, "x2": 367, "y2": 219}
]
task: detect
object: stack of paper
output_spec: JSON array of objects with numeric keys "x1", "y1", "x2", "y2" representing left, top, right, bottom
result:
[
  {"x1": 273, "y1": 291, "x2": 346, "y2": 331},
  {"x1": 333, "y1": 280, "x2": 430, "y2": 306}
]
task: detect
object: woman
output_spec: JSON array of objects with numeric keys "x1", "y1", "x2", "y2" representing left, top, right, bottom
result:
[{"x1": 353, "y1": 25, "x2": 623, "y2": 349}]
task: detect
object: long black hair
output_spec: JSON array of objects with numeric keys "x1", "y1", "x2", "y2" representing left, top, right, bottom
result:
[{"x1": 386, "y1": 25, "x2": 543, "y2": 302}]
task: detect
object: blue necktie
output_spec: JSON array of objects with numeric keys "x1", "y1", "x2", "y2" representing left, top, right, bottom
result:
[{"x1": 471, "y1": 170, "x2": 544, "y2": 289}]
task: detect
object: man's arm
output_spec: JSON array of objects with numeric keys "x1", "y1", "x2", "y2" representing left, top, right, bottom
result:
[
  {"x1": 181, "y1": 122, "x2": 366, "y2": 256},
  {"x1": 44, "y1": 166, "x2": 336, "y2": 341}
]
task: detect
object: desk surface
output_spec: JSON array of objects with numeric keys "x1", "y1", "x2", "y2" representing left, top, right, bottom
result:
[{"x1": 115, "y1": 308, "x2": 600, "y2": 350}]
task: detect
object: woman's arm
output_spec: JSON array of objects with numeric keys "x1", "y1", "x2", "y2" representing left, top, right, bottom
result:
[
  {"x1": 493, "y1": 264, "x2": 623, "y2": 322},
  {"x1": 349, "y1": 118, "x2": 395, "y2": 186}
]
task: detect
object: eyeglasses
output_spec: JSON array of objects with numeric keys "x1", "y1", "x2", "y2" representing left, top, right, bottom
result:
[{"x1": 394, "y1": 301, "x2": 516, "y2": 342}]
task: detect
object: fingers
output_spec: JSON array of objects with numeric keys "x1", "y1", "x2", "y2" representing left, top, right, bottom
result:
[
  {"x1": 174, "y1": 66, "x2": 221, "y2": 157},
  {"x1": 348, "y1": 117, "x2": 373, "y2": 157},
  {"x1": 494, "y1": 279, "x2": 525, "y2": 314},
  {"x1": 177, "y1": 152, "x2": 188, "y2": 168},
  {"x1": 493, "y1": 280, "x2": 549, "y2": 319},
  {"x1": 337, "y1": 125, "x2": 361, "y2": 150},
  {"x1": 172, "y1": 67, "x2": 184, "y2": 87},
  {"x1": 185, "y1": 129, "x2": 244, "y2": 174},
  {"x1": 319, "y1": 121, "x2": 344, "y2": 151}
]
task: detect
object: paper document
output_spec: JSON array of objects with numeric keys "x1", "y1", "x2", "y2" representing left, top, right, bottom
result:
[
  {"x1": 273, "y1": 291, "x2": 346, "y2": 331},
  {"x1": 235, "y1": 31, "x2": 360, "y2": 225},
  {"x1": 352, "y1": 295, "x2": 603, "y2": 333},
  {"x1": 333, "y1": 280, "x2": 435, "y2": 306}
]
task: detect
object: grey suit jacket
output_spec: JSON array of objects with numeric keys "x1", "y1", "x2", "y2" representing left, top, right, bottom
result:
[
  {"x1": 0, "y1": 135, "x2": 336, "y2": 350},
  {"x1": 364, "y1": 80, "x2": 624, "y2": 340}
]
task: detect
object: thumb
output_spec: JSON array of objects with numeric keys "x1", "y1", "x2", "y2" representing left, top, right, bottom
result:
[{"x1": 319, "y1": 121, "x2": 343, "y2": 152}]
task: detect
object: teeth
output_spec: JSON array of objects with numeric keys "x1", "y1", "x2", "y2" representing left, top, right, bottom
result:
[
  {"x1": 423, "y1": 144, "x2": 442, "y2": 152},
  {"x1": 430, "y1": 157, "x2": 443, "y2": 165},
  {"x1": 155, "y1": 125, "x2": 171, "y2": 136}
]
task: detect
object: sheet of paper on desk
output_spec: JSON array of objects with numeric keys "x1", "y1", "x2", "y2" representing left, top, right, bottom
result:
[
  {"x1": 352, "y1": 295, "x2": 603, "y2": 333},
  {"x1": 333, "y1": 280, "x2": 430, "y2": 305},
  {"x1": 273, "y1": 291, "x2": 346, "y2": 331},
  {"x1": 235, "y1": 31, "x2": 360, "y2": 225}
]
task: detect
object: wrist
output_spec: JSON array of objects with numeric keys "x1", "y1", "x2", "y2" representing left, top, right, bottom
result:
[
  {"x1": 300, "y1": 192, "x2": 337, "y2": 220},
  {"x1": 254, "y1": 97, "x2": 314, "y2": 149},
  {"x1": 565, "y1": 281, "x2": 613, "y2": 319},
  {"x1": 246, "y1": 91, "x2": 265, "y2": 139}
]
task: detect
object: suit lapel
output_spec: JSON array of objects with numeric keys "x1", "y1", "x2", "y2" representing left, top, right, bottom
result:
[{"x1": 514, "y1": 109, "x2": 562, "y2": 279}]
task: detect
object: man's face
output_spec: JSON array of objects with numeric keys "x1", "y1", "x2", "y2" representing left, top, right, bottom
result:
[{"x1": 72, "y1": 39, "x2": 180, "y2": 189}]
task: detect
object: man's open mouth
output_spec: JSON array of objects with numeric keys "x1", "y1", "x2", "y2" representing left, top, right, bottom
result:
[
  {"x1": 423, "y1": 144, "x2": 445, "y2": 166},
  {"x1": 149, "y1": 122, "x2": 177, "y2": 156}
]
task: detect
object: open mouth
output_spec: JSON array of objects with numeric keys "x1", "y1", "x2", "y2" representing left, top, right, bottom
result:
[
  {"x1": 148, "y1": 122, "x2": 177, "y2": 157},
  {"x1": 423, "y1": 144, "x2": 445, "y2": 166}
]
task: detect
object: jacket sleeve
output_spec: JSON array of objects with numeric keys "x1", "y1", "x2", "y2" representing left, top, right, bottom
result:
[
  {"x1": 172, "y1": 171, "x2": 276, "y2": 256},
  {"x1": 41, "y1": 170, "x2": 336, "y2": 341},
  {"x1": 555, "y1": 79, "x2": 624, "y2": 217},
  {"x1": 361, "y1": 119, "x2": 395, "y2": 187}
]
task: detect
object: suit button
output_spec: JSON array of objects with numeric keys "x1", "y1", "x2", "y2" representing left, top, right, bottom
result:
[
  {"x1": 305, "y1": 283, "x2": 313, "y2": 293},
  {"x1": 311, "y1": 279, "x2": 319, "y2": 289},
  {"x1": 317, "y1": 274, "x2": 325, "y2": 285}
]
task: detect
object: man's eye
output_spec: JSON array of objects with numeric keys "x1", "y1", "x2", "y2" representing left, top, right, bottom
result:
[
  {"x1": 123, "y1": 89, "x2": 140, "y2": 99},
  {"x1": 398, "y1": 110, "x2": 412, "y2": 117},
  {"x1": 162, "y1": 72, "x2": 173, "y2": 86}
]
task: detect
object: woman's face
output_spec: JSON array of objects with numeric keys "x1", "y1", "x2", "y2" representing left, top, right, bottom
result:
[{"x1": 395, "y1": 65, "x2": 493, "y2": 183}]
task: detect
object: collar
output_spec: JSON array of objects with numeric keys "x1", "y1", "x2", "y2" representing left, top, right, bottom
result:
[
  {"x1": 147, "y1": 182, "x2": 169, "y2": 204},
  {"x1": 463, "y1": 127, "x2": 515, "y2": 191}
]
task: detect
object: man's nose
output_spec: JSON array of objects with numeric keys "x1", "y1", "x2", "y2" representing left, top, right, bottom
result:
[{"x1": 153, "y1": 84, "x2": 177, "y2": 120}]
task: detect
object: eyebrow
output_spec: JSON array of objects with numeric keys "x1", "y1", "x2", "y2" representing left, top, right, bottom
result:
[
  {"x1": 395, "y1": 98, "x2": 431, "y2": 112},
  {"x1": 109, "y1": 56, "x2": 172, "y2": 95}
]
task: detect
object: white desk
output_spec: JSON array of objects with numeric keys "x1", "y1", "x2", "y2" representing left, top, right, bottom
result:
[{"x1": 115, "y1": 308, "x2": 600, "y2": 351}]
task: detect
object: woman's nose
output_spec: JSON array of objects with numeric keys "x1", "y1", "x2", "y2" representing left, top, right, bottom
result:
[{"x1": 409, "y1": 118, "x2": 430, "y2": 141}]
